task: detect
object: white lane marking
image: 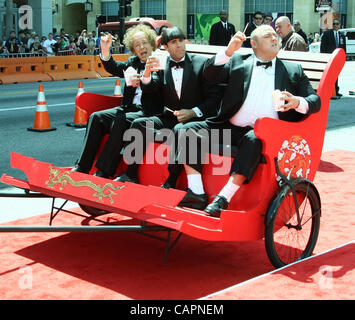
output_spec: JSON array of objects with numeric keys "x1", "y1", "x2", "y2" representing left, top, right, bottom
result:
[{"x1": 0, "y1": 102, "x2": 75, "y2": 112}]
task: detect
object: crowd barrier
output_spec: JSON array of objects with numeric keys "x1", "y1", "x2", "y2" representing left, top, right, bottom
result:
[{"x1": 0, "y1": 53, "x2": 131, "y2": 84}]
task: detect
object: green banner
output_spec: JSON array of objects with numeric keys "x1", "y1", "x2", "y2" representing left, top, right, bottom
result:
[{"x1": 195, "y1": 14, "x2": 220, "y2": 40}]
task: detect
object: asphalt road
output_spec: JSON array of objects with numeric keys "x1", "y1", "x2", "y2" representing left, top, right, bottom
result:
[{"x1": 0, "y1": 77, "x2": 121, "y2": 189}]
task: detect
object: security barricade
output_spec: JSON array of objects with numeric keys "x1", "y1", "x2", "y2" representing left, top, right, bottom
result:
[
  {"x1": 44, "y1": 55, "x2": 99, "y2": 81},
  {"x1": 94, "y1": 53, "x2": 131, "y2": 77},
  {"x1": 0, "y1": 56, "x2": 52, "y2": 84},
  {"x1": 0, "y1": 53, "x2": 132, "y2": 84}
]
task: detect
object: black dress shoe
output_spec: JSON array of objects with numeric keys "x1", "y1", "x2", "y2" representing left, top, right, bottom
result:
[
  {"x1": 161, "y1": 180, "x2": 176, "y2": 189},
  {"x1": 93, "y1": 170, "x2": 109, "y2": 178},
  {"x1": 178, "y1": 188, "x2": 208, "y2": 210},
  {"x1": 204, "y1": 195, "x2": 229, "y2": 217},
  {"x1": 114, "y1": 173, "x2": 138, "y2": 183},
  {"x1": 71, "y1": 165, "x2": 89, "y2": 174},
  {"x1": 336, "y1": 93, "x2": 343, "y2": 98}
]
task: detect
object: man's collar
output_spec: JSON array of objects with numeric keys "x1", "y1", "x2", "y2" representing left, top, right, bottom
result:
[
  {"x1": 254, "y1": 55, "x2": 277, "y2": 68},
  {"x1": 170, "y1": 56, "x2": 186, "y2": 63},
  {"x1": 282, "y1": 31, "x2": 293, "y2": 43}
]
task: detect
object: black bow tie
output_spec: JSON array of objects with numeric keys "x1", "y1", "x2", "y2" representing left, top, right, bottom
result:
[
  {"x1": 170, "y1": 60, "x2": 185, "y2": 69},
  {"x1": 256, "y1": 61, "x2": 272, "y2": 69}
]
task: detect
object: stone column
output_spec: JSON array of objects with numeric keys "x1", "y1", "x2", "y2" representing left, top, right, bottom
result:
[
  {"x1": 293, "y1": 0, "x2": 321, "y2": 35},
  {"x1": 166, "y1": 0, "x2": 187, "y2": 32},
  {"x1": 130, "y1": 0, "x2": 140, "y2": 19},
  {"x1": 347, "y1": 0, "x2": 355, "y2": 28},
  {"x1": 28, "y1": 0, "x2": 52, "y2": 36},
  {"x1": 229, "y1": 0, "x2": 244, "y2": 31}
]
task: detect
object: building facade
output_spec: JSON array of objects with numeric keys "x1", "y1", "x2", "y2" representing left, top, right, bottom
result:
[{"x1": 1, "y1": 0, "x2": 353, "y2": 40}]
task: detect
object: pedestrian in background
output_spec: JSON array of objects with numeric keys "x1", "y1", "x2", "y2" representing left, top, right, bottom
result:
[
  {"x1": 276, "y1": 16, "x2": 307, "y2": 52},
  {"x1": 209, "y1": 10, "x2": 236, "y2": 46}
]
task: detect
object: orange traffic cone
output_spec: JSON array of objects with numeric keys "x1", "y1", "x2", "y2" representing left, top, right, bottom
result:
[
  {"x1": 113, "y1": 79, "x2": 123, "y2": 97},
  {"x1": 27, "y1": 84, "x2": 56, "y2": 132},
  {"x1": 66, "y1": 81, "x2": 87, "y2": 128},
  {"x1": 330, "y1": 86, "x2": 338, "y2": 100}
]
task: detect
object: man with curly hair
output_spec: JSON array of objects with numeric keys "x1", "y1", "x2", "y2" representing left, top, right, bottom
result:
[{"x1": 72, "y1": 24, "x2": 163, "y2": 178}]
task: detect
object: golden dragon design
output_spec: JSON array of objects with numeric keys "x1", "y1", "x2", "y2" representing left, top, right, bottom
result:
[{"x1": 45, "y1": 166, "x2": 124, "y2": 204}]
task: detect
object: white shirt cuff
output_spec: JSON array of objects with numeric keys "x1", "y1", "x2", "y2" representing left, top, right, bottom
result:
[
  {"x1": 192, "y1": 107, "x2": 203, "y2": 118},
  {"x1": 99, "y1": 52, "x2": 111, "y2": 61},
  {"x1": 295, "y1": 96, "x2": 309, "y2": 114},
  {"x1": 214, "y1": 50, "x2": 232, "y2": 65},
  {"x1": 141, "y1": 74, "x2": 151, "y2": 84}
]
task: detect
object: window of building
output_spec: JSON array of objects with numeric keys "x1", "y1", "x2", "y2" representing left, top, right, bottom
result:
[
  {"x1": 101, "y1": 1, "x2": 119, "y2": 22},
  {"x1": 187, "y1": 0, "x2": 229, "y2": 14},
  {"x1": 140, "y1": 0, "x2": 166, "y2": 20},
  {"x1": 245, "y1": 0, "x2": 294, "y2": 14}
]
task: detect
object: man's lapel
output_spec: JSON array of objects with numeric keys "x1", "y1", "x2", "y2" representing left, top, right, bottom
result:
[
  {"x1": 180, "y1": 53, "x2": 192, "y2": 101},
  {"x1": 275, "y1": 57, "x2": 286, "y2": 90},
  {"x1": 165, "y1": 57, "x2": 179, "y2": 101},
  {"x1": 242, "y1": 55, "x2": 254, "y2": 102}
]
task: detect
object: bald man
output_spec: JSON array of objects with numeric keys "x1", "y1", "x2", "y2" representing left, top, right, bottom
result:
[{"x1": 276, "y1": 16, "x2": 307, "y2": 52}]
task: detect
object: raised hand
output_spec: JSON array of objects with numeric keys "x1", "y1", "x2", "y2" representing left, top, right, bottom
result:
[
  {"x1": 100, "y1": 33, "x2": 112, "y2": 60},
  {"x1": 225, "y1": 31, "x2": 246, "y2": 57}
]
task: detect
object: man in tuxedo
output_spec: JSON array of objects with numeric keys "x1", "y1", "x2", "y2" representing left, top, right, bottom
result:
[
  {"x1": 114, "y1": 27, "x2": 222, "y2": 183},
  {"x1": 243, "y1": 11, "x2": 264, "y2": 48},
  {"x1": 209, "y1": 10, "x2": 236, "y2": 46},
  {"x1": 72, "y1": 24, "x2": 163, "y2": 178},
  {"x1": 320, "y1": 18, "x2": 346, "y2": 97},
  {"x1": 174, "y1": 25, "x2": 321, "y2": 214}
]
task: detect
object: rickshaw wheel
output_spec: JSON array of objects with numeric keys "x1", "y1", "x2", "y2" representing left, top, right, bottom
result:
[
  {"x1": 265, "y1": 181, "x2": 321, "y2": 269},
  {"x1": 79, "y1": 204, "x2": 109, "y2": 216}
]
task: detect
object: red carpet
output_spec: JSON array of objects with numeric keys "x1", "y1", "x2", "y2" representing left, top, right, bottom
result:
[
  {"x1": 203, "y1": 242, "x2": 355, "y2": 300},
  {"x1": 0, "y1": 150, "x2": 354, "y2": 300}
]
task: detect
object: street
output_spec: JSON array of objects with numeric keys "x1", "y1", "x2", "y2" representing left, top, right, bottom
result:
[
  {"x1": 0, "y1": 76, "x2": 121, "y2": 188},
  {"x1": 0, "y1": 61, "x2": 354, "y2": 192}
]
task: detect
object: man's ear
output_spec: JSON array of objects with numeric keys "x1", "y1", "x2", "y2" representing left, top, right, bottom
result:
[
  {"x1": 163, "y1": 44, "x2": 168, "y2": 50},
  {"x1": 251, "y1": 39, "x2": 257, "y2": 49}
]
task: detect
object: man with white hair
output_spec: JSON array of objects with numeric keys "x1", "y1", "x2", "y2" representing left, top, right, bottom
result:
[{"x1": 275, "y1": 16, "x2": 307, "y2": 52}]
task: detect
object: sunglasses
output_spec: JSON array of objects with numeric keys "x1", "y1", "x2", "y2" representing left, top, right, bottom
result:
[
  {"x1": 333, "y1": 22, "x2": 340, "y2": 25},
  {"x1": 255, "y1": 17, "x2": 263, "y2": 20}
]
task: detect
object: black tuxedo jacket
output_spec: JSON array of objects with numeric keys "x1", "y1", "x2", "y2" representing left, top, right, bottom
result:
[
  {"x1": 203, "y1": 53, "x2": 321, "y2": 125},
  {"x1": 101, "y1": 55, "x2": 163, "y2": 116},
  {"x1": 209, "y1": 21, "x2": 236, "y2": 46},
  {"x1": 320, "y1": 29, "x2": 346, "y2": 54},
  {"x1": 142, "y1": 53, "x2": 222, "y2": 119}
]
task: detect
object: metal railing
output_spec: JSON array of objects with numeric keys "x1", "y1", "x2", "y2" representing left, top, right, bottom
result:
[{"x1": 0, "y1": 50, "x2": 46, "y2": 58}]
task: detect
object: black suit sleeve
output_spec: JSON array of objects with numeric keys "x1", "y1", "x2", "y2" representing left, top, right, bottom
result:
[
  {"x1": 295, "y1": 65, "x2": 321, "y2": 114},
  {"x1": 101, "y1": 55, "x2": 132, "y2": 77},
  {"x1": 209, "y1": 24, "x2": 217, "y2": 45},
  {"x1": 195, "y1": 81, "x2": 223, "y2": 119},
  {"x1": 141, "y1": 70, "x2": 163, "y2": 93},
  {"x1": 203, "y1": 55, "x2": 232, "y2": 84}
]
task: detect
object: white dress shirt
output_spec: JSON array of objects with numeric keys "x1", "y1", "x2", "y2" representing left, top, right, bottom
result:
[
  {"x1": 214, "y1": 50, "x2": 309, "y2": 127},
  {"x1": 100, "y1": 53, "x2": 143, "y2": 105},
  {"x1": 334, "y1": 30, "x2": 340, "y2": 47},
  {"x1": 142, "y1": 57, "x2": 203, "y2": 117}
]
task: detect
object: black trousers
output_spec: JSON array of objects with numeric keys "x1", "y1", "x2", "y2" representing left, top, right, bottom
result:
[
  {"x1": 124, "y1": 113, "x2": 180, "y2": 178},
  {"x1": 76, "y1": 104, "x2": 144, "y2": 176},
  {"x1": 175, "y1": 121, "x2": 262, "y2": 183}
]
